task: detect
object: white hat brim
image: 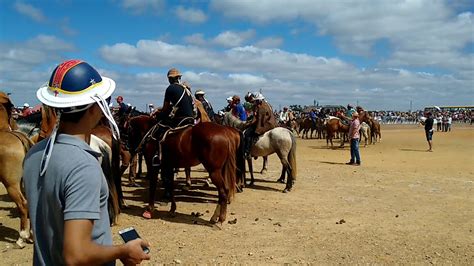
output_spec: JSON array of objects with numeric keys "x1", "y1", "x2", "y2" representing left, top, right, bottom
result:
[{"x1": 37, "y1": 77, "x2": 115, "y2": 108}]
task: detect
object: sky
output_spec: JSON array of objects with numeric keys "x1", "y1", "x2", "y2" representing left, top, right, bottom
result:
[{"x1": 0, "y1": 0, "x2": 473, "y2": 111}]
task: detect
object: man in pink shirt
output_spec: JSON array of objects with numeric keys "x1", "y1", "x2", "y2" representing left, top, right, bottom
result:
[{"x1": 346, "y1": 112, "x2": 361, "y2": 166}]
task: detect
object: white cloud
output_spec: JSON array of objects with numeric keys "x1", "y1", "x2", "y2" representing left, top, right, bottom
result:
[
  {"x1": 120, "y1": 0, "x2": 164, "y2": 14},
  {"x1": 254, "y1": 37, "x2": 283, "y2": 48},
  {"x1": 228, "y1": 73, "x2": 267, "y2": 85},
  {"x1": 99, "y1": 38, "x2": 473, "y2": 110},
  {"x1": 212, "y1": 30, "x2": 255, "y2": 47},
  {"x1": 210, "y1": 0, "x2": 473, "y2": 73},
  {"x1": 184, "y1": 33, "x2": 206, "y2": 46},
  {"x1": 14, "y1": 1, "x2": 46, "y2": 22},
  {"x1": 175, "y1": 6, "x2": 207, "y2": 23},
  {"x1": 0, "y1": 35, "x2": 76, "y2": 105}
]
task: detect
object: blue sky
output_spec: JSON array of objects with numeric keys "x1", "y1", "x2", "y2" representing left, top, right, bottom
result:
[{"x1": 1, "y1": 0, "x2": 473, "y2": 111}]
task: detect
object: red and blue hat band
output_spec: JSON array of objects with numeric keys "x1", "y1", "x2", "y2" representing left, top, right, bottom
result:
[{"x1": 48, "y1": 60, "x2": 103, "y2": 94}]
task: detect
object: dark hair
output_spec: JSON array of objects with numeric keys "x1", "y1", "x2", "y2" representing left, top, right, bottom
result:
[
  {"x1": 60, "y1": 106, "x2": 89, "y2": 123},
  {"x1": 168, "y1": 76, "x2": 180, "y2": 84}
]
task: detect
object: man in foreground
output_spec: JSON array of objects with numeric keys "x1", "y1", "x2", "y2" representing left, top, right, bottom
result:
[{"x1": 23, "y1": 60, "x2": 150, "y2": 265}]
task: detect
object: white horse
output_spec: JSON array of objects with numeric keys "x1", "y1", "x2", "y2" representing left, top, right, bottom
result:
[
  {"x1": 360, "y1": 122, "x2": 371, "y2": 147},
  {"x1": 220, "y1": 112, "x2": 297, "y2": 192}
]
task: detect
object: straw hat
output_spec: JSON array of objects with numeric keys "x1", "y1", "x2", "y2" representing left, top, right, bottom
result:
[
  {"x1": 167, "y1": 68, "x2": 182, "y2": 78},
  {"x1": 253, "y1": 92, "x2": 265, "y2": 101}
]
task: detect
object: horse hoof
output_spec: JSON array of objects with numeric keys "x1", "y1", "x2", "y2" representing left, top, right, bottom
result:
[
  {"x1": 237, "y1": 186, "x2": 244, "y2": 193},
  {"x1": 169, "y1": 211, "x2": 177, "y2": 218},
  {"x1": 142, "y1": 210, "x2": 152, "y2": 219},
  {"x1": 260, "y1": 169, "x2": 267, "y2": 174},
  {"x1": 282, "y1": 188, "x2": 291, "y2": 193},
  {"x1": 277, "y1": 178, "x2": 285, "y2": 184},
  {"x1": 15, "y1": 239, "x2": 26, "y2": 249},
  {"x1": 182, "y1": 185, "x2": 191, "y2": 191}
]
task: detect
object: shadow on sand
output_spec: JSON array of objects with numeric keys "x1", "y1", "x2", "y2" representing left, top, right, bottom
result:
[
  {"x1": 318, "y1": 161, "x2": 348, "y2": 165},
  {"x1": 400, "y1": 148, "x2": 429, "y2": 152}
]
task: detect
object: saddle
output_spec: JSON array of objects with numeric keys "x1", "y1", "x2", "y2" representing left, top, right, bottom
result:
[{"x1": 142, "y1": 117, "x2": 194, "y2": 167}]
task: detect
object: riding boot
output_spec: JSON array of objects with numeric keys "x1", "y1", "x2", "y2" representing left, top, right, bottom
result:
[
  {"x1": 152, "y1": 154, "x2": 161, "y2": 167},
  {"x1": 244, "y1": 138, "x2": 252, "y2": 159}
]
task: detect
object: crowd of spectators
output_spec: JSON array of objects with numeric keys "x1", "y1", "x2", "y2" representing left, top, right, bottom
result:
[{"x1": 369, "y1": 110, "x2": 472, "y2": 125}]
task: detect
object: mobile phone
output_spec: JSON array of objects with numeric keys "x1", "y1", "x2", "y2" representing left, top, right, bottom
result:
[{"x1": 118, "y1": 227, "x2": 150, "y2": 254}]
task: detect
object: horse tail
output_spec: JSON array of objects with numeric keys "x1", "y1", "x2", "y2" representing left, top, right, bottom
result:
[
  {"x1": 236, "y1": 130, "x2": 246, "y2": 190},
  {"x1": 223, "y1": 138, "x2": 237, "y2": 203},
  {"x1": 288, "y1": 131, "x2": 297, "y2": 181},
  {"x1": 111, "y1": 137, "x2": 124, "y2": 209},
  {"x1": 94, "y1": 137, "x2": 120, "y2": 225}
]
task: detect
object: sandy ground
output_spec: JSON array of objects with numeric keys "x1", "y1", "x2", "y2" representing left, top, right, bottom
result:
[{"x1": 1, "y1": 124, "x2": 473, "y2": 265}]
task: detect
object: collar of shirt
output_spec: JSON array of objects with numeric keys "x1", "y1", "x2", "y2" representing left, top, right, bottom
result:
[{"x1": 55, "y1": 134, "x2": 102, "y2": 158}]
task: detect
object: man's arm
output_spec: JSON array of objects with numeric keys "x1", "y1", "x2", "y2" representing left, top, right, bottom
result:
[
  {"x1": 156, "y1": 100, "x2": 171, "y2": 120},
  {"x1": 63, "y1": 219, "x2": 150, "y2": 265}
]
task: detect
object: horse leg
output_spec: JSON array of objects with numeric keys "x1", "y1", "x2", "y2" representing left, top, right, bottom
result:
[
  {"x1": 182, "y1": 167, "x2": 192, "y2": 191},
  {"x1": 276, "y1": 151, "x2": 290, "y2": 190},
  {"x1": 162, "y1": 166, "x2": 176, "y2": 216},
  {"x1": 208, "y1": 170, "x2": 225, "y2": 224},
  {"x1": 339, "y1": 131, "x2": 345, "y2": 147},
  {"x1": 277, "y1": 165, "x2": 286, "y2": 184},
  {"x1": 143, "y1": 166, "x2": 158, "y2": 219},
  {"x1": 137, "y1": 153, "x2": 143, "y2": 178},
  {"x1": 5, "y1": 183, "x2": 32, "y2": 248},
  {"x1": 247, "y1": 158, "x2": 255, "y2": 186},
  {"x1": 129, "y1": 154, "x2": 138, "y2": 185},
  {"x1": 260, "y1": 156, "x2": 268, "y2": 174}
]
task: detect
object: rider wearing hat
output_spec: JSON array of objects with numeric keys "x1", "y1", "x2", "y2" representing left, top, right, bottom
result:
[
  {"x1": 224, "y1": 96, "x2": 233, "y2": 112},
  {"x1": 23, "y1": 60, "x2": 150, "y2": 265},
  {"x1": 243, "y1": 92, "x2": 276, "y2": 158},
  {"x1": 345, "y1": 104, "x2": 356, "y2": 121},
  {"x1": 154, "y1": 68, "x2": 195, "y2": 127},
  {"x1": 21, "y1": 103, "x2": 32, "y2": 117},
  {"x1": 279, "y1": 106, "x2": 290, "y2": 127},
  {"x1": 195, "y1": 89, "x2": 215, "y2": 121},
  {"x1": 232, "y1": 95, "x2": 247, "y2": 121},
  {"x1": 150, "y1": 68, "x2": 195, "y2": 168}
]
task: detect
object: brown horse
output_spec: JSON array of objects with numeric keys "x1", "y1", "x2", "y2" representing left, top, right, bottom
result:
[
  {"x1": 359, "y1": 111, "x2": 382, "y2": 144},
  {"x1": 299, "y1": 117, "x2": 316, "y2": 139},
  {"x1": 326, "y1": 117, "x2": 349, "y2": 148},
  {"x1": 129, "y1": 117, "x2": 244, "y2": 224},
  {"x1": 0, "y1": 104, "x2": 34, "y2": 248}
]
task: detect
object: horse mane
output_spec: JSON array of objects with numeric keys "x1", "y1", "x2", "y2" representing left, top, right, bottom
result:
[
  {"x1": 223, "y1": 112, "x2": 246, "y2": 130},
  {"x1": 0, "y1": 104, "x2": 9, "y2": 129}
]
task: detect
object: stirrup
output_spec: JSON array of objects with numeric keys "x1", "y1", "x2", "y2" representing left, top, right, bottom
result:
[{"x1": 152, "y1": 155, "x2": 161, "y2": 167}]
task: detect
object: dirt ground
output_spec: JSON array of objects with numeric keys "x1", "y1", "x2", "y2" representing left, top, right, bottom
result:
[{"x1": 1, "y1": 124, "x2": 473, "y2": 264}]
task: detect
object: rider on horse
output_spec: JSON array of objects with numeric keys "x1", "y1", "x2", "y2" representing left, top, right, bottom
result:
[
  {"x1": 337, "y1": 104, "x2": 356, "y2": 125},
  {"x1": 279, "y1": 107, "x2": 290, "y2": 126},
  {"x1": 194, "y1": 89, "x2": 215, "y2": 122},
  {"x1": 153, "y1": 68, "x2": 195, "y2": 127},
  {"x1": 150, "y1": 68, "x2": 195, "y2": 166},
  {"x1": 243, "y1": 92, "x2": 276, "y2": 159}
]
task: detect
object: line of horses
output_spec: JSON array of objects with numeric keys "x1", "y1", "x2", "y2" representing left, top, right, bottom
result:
[
  {"x1": 1, "y1": 104, "x2": 297, "y2": 248},
  {"x1": 290, "y1": 113, "x2": 382, "y2": 148}
]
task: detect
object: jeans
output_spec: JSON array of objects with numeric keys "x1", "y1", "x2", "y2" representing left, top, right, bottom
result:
[{"x1": 350, "y1": 138, "x2": 361, "y2": 164}]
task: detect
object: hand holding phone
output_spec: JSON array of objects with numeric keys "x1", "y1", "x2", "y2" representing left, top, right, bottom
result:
[{"x1": 118, "y1": 227, "x2": 150, "y2": 254}]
